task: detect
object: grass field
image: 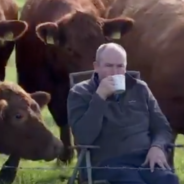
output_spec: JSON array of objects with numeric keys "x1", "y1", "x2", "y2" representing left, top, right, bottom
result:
[{"x1": 0, "y1": 0, "x2": 184, "y2": 183}]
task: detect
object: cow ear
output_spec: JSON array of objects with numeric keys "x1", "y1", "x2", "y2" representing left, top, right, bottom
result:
[
  {"x1": 36, "y1": 22, "x2": 58, "y2": 45},
  {"x1": 30, "y1": 91, "x2": 51, "y2": 109},
  {"x1": 0, "y1": 20, "x2": 28, "y2": 41},
  {"x1": 0, "y1": 99, "x2": 8, "y2": 121},
  {"x1": 102, "y1": 17, "x2": 134, "y2": 39}
]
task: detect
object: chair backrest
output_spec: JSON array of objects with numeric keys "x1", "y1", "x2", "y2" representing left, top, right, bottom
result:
[
  {"x1": 69, "y1": 70, "x2": 141, "y2": 88},
  {"x1": 69, "y1": 70, "x2": 94, "y2": 87}
]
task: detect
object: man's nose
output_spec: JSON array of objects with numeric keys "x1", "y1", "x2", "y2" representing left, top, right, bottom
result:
[{"x1": 111, "y1": 67, "x2": 118, "y2": 75}]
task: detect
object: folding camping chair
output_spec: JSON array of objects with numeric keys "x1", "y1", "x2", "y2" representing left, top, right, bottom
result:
[
  {"x1": 66, "y1": 69, "x2": 184, "y2": 184},
  {"x1": 67, "y1": 70, "x2": 109, "y2": 184}
]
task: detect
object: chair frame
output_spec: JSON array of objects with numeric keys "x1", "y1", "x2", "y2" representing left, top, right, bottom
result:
[{"x1": 66, "y1": 70, "x2": 183, "y2": 184}]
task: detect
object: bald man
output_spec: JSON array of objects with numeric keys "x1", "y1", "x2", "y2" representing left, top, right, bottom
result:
[{"x1": 67, "y1": 43, "x2": 179, "y2": 184}]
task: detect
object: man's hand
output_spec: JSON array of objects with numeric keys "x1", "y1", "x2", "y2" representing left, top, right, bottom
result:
[
  {"x1": 96, "y1": 76, "x2": 115, "y2": 100},
  {"x1": 142, "y1": 146, "x2": 171, "y2": 172}
]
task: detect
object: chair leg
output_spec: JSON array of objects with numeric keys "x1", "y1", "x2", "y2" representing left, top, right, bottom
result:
[
  {"x1": 68, "y1": 149, "x2": 86, "y2": 184},
  {"x1": 86, "y1": 151, "x2": 92, "y2": 184}
]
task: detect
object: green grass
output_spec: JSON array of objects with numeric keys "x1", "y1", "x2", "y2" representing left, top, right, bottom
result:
[
  {"x1": 1, "y1": 0, "x2": 184, "y2": 183},
  {"x1": 15, "y1": 0, "x2": 25, "y2": 8}
]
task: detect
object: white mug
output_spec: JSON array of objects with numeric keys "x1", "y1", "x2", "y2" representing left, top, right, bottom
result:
[{"x1": 112, "y1": 74, "x2": 126, "y2": 94}]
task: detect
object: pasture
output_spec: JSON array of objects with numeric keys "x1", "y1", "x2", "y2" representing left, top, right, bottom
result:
[{"x1": 0, "y1": 0, "x2": 184, "y2": 183}]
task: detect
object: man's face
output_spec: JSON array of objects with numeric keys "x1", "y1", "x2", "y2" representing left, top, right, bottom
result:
[{"x1": 93, "y1": 49, "x2": 127, "y2": 80}]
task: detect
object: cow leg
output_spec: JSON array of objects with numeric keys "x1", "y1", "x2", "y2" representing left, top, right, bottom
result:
[
  {"x1": 48, "y1": 85, "x2": 74, "y2": 163},
  {"x1": 0, "y1": 42, "x2": 14, "y2": 81},
  {"x1": 0, "y1": 155, "x2": 20, "y2": 184}
]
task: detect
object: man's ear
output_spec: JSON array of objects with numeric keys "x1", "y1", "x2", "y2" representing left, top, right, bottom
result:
[
  {"x1": 35, "y1": 22, "x2": 59, "y2": 45},
  {"x1": 0, "y1": 20, "x2": 28, "y2": 41},
  {"x1": 93, "y1": 61, "x2": 99, "y2": 72},
  {"x1": 30, "y1": 91, "x2": 51, "y2": 109},
  {"x1": 0, "y1": 99, "x2": 8, "y2": 121},
  {"x1": 101, "y1": 16, "x2": 134, "y2": 39}
]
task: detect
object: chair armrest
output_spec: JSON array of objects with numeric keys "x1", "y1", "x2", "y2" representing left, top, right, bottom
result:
[
  {"x1": 164, "y1": 143, "x2": 184, "y2": 152},
  {"x1": 165, "y1": 143, "x2": 184, "y2": 149},
  {"x1": 69, "y1": 145, "x2": 100, "y2": 149}
]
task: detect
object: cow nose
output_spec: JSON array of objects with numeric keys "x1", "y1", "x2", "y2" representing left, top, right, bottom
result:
[
  {"x1": 54, "y1": 144, "x2": 62, "y2": 155},
  {"x1": 43, "y1": 143, "x2": 63, "y2": 161},
  {"x1": 53, "y1": 140, "x2": 64, "y2": 156}
]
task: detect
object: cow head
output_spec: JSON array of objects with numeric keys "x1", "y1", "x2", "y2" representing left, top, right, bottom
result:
[
  {"x1": 35, "y1": 11, "x2": 134, "y2": 68},
  {"x1": 0, "y1": 20, "x2": 28, "y2": 44},
  {"x1": 0, "y1": 81, "x2": 63, "y2": 161}
]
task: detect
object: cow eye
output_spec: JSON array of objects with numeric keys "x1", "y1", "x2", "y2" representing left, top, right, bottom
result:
[
  {"x1": 66, "y1": 46, "x2": 74, "y2": 55},
  {"x1": 15, "y1": 113, "x2": 22, "y2": 119}
]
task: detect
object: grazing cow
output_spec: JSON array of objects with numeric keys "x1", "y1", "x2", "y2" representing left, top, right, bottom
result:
[
  {"x1": 0, "y1": 81, "x2": 64, "y2": 184},
  {"x1": 15, "y1": 0, "x2": 134, "y2": 163},
  {"x1": 0, "y1": 0, "x2": 28, "y2": 81}
]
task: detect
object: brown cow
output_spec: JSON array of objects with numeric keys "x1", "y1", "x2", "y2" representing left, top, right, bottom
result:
[
  {"x1": 0, "y1": 0, "x2": 28, "y2": 81},
  {"x1": 0, "y1": 81, "x2": 64, "y2": 184},
  {"x1": 102, "y1": 0, "x2": 184, "y2": 168},
  {"x1": 15, "y1": 0, "x2": 134, "y2": 163},
  {"x1": 28, "y1": 0, "x2": 184, "y2": 168}
]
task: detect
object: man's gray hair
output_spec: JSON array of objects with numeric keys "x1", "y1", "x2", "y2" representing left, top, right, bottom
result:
[{"x1": 95, "y1": 43, "x2": 127, "y2": 65}]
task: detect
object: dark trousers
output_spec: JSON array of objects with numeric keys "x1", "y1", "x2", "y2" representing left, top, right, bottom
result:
[{"x1": 81, "y1": 151, "x2": 179, "y2": 184}]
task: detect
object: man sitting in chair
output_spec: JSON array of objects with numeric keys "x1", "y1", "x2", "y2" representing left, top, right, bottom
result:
[{"x1": 67, "y1": 43, "x2": 179, "y2": 184}]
